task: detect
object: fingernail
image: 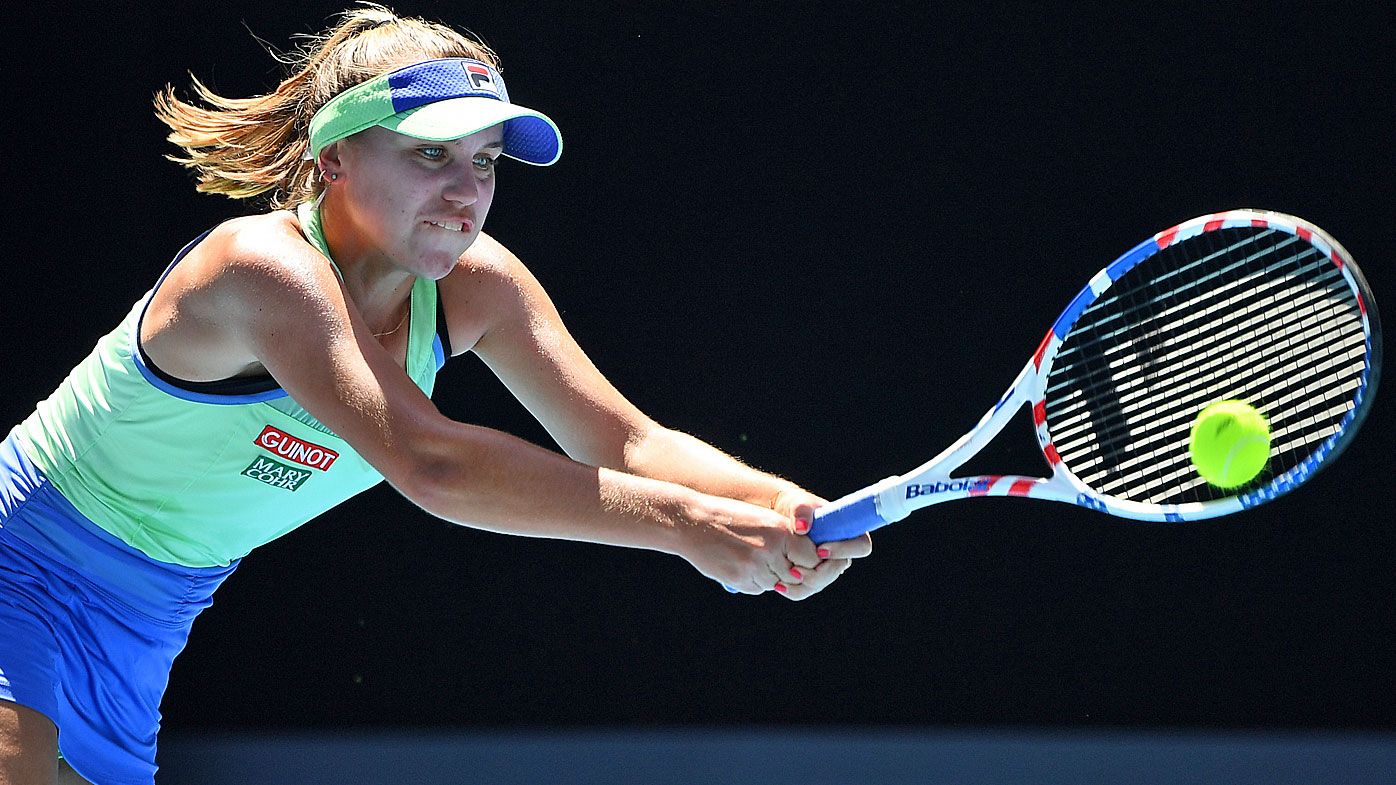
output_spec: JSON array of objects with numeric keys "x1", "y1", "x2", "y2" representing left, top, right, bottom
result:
[
  {"x1": 774, "y1": 582, "x2": 787, "y2": 593},
  {"x1": 788, "y1": 567, "x2": 803, "y2": 580},
  {"x1": 817, "y1": 548, "x2": 830, "y2": 559},
  {"x1": 795, "y1": 518, "x2": 810, "y2": 534}
]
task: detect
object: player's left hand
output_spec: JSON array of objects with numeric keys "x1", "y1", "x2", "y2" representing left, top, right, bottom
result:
[{"x1": 769, "y1": 486, "x2": 873, "y2": 600}]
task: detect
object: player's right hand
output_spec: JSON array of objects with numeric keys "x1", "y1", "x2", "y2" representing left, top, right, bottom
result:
[{"x1": 677, "y1": 495, "x2": 821, "y2": 595}]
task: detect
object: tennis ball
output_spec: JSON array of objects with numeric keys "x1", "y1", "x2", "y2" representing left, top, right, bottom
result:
[{"x1": 1188, "y1": 400, "x2": 1271, "y2": 489}]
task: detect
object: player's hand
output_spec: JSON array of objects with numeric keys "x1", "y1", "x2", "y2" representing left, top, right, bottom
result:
[
  {"x1": 678, "y1": 494, "x2": 821, "y2": 595},
  {"x1": 770, "y1": 486, "x2": 872, "y2": 601}
]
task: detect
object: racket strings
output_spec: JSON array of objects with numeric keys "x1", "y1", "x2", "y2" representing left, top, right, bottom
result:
[
  {"x1": 1061, "y1": 231, "x2": 1305, "y2": 344},
  {"x1": 1051, "y1": 327, "x2": 1363, "y2": 469},
  {"x1": 1051, "y1": 260, "x2": 1357, "y2": 454},
  {"x1": 1093, "y1": 231, "x2": 1363, "y2": 503},
  {"x1": 1043, "y1": 226, "x2": 1371, "y2": 506},
  {"x1": 1053, "y1": 234, "x2": 1331, "y2": 370},
  {"x1": 1059, "y1": 366, "x2": 1361, "y2": 501},
  {"x1": 1098, "y1": 253, "x2": 1362, "y2": 502},
  {"x1": 1049, "y1": 248, "x2": 1340, "y2": 441},
  {"x1": 1048, "y1": 273, "x2": 1362, "y2": 439},
  {"x1": 1048, "y1": 266, "x2": 1352, "y2": 408}
]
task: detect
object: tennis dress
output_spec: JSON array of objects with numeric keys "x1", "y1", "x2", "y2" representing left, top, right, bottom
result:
[{"x1": 0, "y1": 203, "x2": 449, "y2": 784}]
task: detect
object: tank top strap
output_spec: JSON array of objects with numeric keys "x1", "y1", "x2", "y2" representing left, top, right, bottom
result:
[{"x1": 295, "y1": 199, "x2": 345, "y2": 283}]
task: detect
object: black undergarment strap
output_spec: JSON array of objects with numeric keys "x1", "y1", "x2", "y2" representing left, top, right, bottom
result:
[{"x1": 435, "y1": 283, "x2": 453, "y2": 359}]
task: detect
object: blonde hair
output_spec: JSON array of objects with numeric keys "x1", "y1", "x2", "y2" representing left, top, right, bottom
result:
[{"x1": 153, "y1": 3, "x2": 499, "y2": 209}]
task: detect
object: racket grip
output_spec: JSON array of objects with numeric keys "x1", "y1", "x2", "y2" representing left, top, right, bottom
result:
[{"x1": 809, "y1": 480, "x2": 897, "y2": 544}]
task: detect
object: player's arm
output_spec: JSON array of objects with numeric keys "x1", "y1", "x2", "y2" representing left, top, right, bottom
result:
[
  {"x1": 448, "y1": 234, "x2": 812, "y2": 515},
  {"x1": 158, "y1": 221, "x2": 808, "y2": 593}
]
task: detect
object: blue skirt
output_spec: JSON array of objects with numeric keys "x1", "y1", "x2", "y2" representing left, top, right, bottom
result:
[{"x1": 0, "y1": 433, "x2": 237, "y2": 785}]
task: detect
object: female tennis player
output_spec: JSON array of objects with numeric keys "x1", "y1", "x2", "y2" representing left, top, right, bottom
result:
[{"x1": 0, "y1": 7, "x2": 871, "y2": 784}]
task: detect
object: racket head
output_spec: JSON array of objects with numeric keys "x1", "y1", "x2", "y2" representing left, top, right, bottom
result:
[{"x1": 1033, "y1": 210, "x2": 1380, "y2": 521}]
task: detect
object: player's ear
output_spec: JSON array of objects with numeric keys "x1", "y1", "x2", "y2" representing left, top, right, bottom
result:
[{"x1": 317, "y1": 142, "x2": 345, "y2": 181}]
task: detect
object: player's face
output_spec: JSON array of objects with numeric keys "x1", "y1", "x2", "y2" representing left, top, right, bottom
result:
[{"x1": 334, "y1": 124, "x2": 503, "y2": 280}]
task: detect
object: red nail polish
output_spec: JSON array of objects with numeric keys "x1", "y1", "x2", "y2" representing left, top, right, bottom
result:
[
  {"x1": 817, "y1": 548, "x2": 830, "y2": 559},
  {"x1": 774, "y1": 582, "x2": 787, "y2": 593},
  {"x1": 789, "y1": 567, "x2": 802, "y2": 580},
  {"x1": 795, "y1": 519, "x2": 810, "y2": 534}
]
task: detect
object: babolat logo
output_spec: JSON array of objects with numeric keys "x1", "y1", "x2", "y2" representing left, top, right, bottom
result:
[
  {"x1": 905, "y1": 479, "x2": 991, "y2": 498},
  {"x1": 253, "y1": 425, "x2": 338, "y2": 471},
  {"x1": 242, "y1": 456, "x2": 312, "y2": 492}
]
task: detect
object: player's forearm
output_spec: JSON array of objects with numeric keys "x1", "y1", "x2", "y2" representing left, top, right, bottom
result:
[
  {"x1": 622, "y1": 425, "x2": 799, "y2": 510},
  {"x1": 398, "y1": 421, "x2": 699, "y2": 553}
]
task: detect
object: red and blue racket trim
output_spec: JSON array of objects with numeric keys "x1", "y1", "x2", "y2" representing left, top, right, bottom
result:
[{"x1": 797, "y1": 211, "x2": 1379, "y2": 582}]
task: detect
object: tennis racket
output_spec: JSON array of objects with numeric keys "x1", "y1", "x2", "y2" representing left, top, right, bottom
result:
[{"x1": 809, "y1": 209, "x2": 1381, "y2": 544}]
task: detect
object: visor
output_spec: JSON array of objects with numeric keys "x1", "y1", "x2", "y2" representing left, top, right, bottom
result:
[{"x1": 305, "y1": 58, "x2": 562, "y2": 165}]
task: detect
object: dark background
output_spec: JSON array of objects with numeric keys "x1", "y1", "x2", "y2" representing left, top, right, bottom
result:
[{"x1": 4, "y1": 2, "x2": 1392, "y2": 732}]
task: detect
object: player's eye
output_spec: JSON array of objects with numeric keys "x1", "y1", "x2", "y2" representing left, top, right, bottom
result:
[
  {"x1": 473, "y1": 154, "x2": 498, "y2": 173},
  {"x1": 418, "y1": 146, "x2": 447, "y2": 161}
]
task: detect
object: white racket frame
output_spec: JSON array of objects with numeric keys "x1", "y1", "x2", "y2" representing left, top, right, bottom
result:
[{"x1": 831, "y1": 209, "x2": 1376, "y2": 528}]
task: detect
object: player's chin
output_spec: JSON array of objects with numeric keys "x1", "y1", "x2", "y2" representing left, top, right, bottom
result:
[{"x1": 415, "y1": 245, "x2": 470, "y2": 279}]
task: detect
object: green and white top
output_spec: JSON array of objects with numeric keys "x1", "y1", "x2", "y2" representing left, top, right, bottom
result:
[{"x1": 11, "y1": 203, "x2": 446, "y2": 567}]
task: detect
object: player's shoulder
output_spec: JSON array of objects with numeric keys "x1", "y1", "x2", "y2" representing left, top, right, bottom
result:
[
  {"x1": 210, "y1": 211, "x2": 322, "y2": 269},
  {"x1": 437, "y1": 232, "x2": 548, "y2": 353},
  {"x1": 452, "y1": 230, "x2": 521, "y2": 277},
  {"x1": 441, "y1": 231, "x2": 537, "y2": 297},
  {"x1": 188, "y1": 210, "x2": 336, "y2": 295}
]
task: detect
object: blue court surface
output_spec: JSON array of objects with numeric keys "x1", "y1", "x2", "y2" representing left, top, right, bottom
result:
[{"x1": 157, "y1": 727, "x2": 1396, "y2": 784}]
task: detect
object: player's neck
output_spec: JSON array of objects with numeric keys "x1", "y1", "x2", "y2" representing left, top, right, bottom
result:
[{"x1": 317, "y1": 196, "x2": 416, "y2": 320}]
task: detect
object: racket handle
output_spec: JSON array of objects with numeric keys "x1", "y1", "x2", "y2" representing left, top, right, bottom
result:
[{"x1": 809, "y1": 484, "x2": 894, "y2": 544}]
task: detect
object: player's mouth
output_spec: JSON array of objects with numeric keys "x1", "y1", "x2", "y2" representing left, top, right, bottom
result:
[{"x1": 425, "y1": 220, "x2": 471, "y2": 233}]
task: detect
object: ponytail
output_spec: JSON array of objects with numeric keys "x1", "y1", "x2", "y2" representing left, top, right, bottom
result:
[{"x1": 153, "y1": 3, "x2": 499, "y2": 209}]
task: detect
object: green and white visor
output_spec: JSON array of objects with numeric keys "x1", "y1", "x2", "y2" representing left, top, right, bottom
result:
[{"x1": 305, "y1": 58, "x2": 562, "y2": 165}]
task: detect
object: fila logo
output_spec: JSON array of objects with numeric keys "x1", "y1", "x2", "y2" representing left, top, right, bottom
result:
[
  {"x1": 465, "y1": 63, "x2": 500, "y2": 96},
  {"x1": 253, "y1": 425, "x2": 338, "y2": 471}
]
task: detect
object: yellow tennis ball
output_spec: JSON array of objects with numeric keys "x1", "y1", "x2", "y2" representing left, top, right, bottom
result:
[{"x1": 1189, "y1": 400, "x2": 1271, "y2": 489}]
